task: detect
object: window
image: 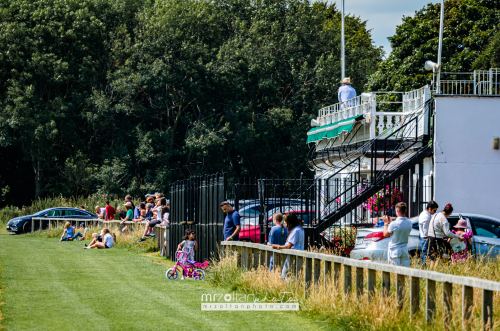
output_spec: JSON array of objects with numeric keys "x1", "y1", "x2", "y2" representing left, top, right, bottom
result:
[
  {"x1": 45, "y1": 210, "x2": 63, "y2": 217},
  {"x1": 473, "y1": 220, "x2": 500, "y2": 238},
  {"x1": 64, "y1": 210, "x2": 75, "y2": 216}
]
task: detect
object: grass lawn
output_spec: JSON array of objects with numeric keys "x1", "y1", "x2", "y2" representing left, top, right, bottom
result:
[{"x1": 0, "y1": 235, "x2": 321, "y2": 331}]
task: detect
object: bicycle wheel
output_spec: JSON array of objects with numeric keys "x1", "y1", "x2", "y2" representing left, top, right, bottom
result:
[
  {"x1": 194, "y1": 269, "x2": 205, "y2": 280},
  {"x1": 166, "y1": 268, "x2": 179, "y2": 280}
]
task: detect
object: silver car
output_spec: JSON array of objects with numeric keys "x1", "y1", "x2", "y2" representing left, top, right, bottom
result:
[{"x1": 350, "y1": 213, "x2": 500, "y2": 262}]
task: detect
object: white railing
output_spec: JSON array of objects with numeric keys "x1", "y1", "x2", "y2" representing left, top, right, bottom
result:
[
  {"x1": 314, "y1": 86, "x2": 430, "y2": 143},
  {"x1": 437, "y1": 69, "x2": 500, "y2": 95},
  {"x1": 317, "y1": 95, "x2": 373, "y2": 127},
  {"x1": 222, "y1": 240, "x2": 498, "y2": 328}
]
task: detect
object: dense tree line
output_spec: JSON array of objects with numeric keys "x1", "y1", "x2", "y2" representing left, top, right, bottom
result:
[{"x1": 0, "y1": 0, "x2": 383, "y2": 205}]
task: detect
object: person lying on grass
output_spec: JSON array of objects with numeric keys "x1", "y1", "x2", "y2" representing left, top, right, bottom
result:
[
  {"x1": 85, "y1": 228, "x2": 115, "y2": 249},
  {"x1": 59, "y1": 222, "x2": 83, "y2": 241}
]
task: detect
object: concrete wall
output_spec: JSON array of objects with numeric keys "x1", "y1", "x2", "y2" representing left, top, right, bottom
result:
[{"x1": 434, "y1": 96, "x2": 500, "y2": 218}]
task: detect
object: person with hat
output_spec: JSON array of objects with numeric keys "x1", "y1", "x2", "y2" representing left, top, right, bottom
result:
[
  {"x1": 120, "y1": 202, "x2": 134, "y2": 234},
  {"x1": 448, "y1": 218, "x2": 473, "y2": 263},
  {"x1": 338, "y1": 77, "x2": 356, "y2": 106}
]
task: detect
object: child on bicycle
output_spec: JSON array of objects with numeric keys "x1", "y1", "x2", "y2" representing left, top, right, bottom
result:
[{"x1": 177, "y1": 229, "x2": 197, "y2": 279}]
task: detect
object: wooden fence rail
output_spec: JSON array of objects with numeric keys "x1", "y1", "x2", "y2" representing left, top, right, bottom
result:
[
  {"x1": 221, "y1": 241, "x2": 499, "y2": 330},
  {"x1": 31, "y1": 217, "x2": 169, "y2": 256}
]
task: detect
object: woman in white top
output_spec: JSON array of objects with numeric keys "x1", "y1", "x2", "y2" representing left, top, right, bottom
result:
[
  {"x1": 427, "y1": 203, "x2": 463, "y2": 267},
  {"x1": 86, "y1": 228, "x2": 115, "y2": 249}
]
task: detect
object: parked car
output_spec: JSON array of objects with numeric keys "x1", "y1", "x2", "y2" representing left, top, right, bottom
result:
[
  {"x1": 238, "y1": 201, "x2": 308, "y2": 227},
  {"x1": 239, "y1": 208, "x2": 314, "y2": 243},
  {"x1": 350, "y1": 213, "x2": 500, "y2": 261},
  {"x1": 6, "y1": 207, "x2": 98, "y2": 234}
]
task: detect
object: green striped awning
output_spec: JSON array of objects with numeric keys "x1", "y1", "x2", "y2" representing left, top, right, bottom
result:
[{"x1": 306, "y1": 115, "x2": 362, "y2": 144}]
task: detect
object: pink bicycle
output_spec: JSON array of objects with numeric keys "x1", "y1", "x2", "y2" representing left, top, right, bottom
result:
[{"x1": 166, "y1": 251, "x2": 209, "y2": 280}]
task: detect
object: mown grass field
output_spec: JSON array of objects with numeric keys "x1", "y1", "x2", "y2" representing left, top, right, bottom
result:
[{"x1": 0, "y1": 235, "x2": 322, "y2": 331}]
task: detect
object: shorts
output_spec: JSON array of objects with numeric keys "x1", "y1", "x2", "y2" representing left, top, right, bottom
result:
[
  {"x1": 388, "y1": 247, "x2": 411, "y2": 267},
  {"x1": 97, "y1": 236, "x2": 103, "y2": 242},
  {"x1": 105, "y1": 244, "x2": 111, "y2": 249},
  {"x1": 148, "y1": 219, "x2": 161, "y2": 228}
]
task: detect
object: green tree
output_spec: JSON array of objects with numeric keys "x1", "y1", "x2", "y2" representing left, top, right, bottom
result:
[
  {"x1": 366, "y1": 0, "x2": 500, "y2": 92},
  {"x1": 0, "y1": 0, "x2": 142, "y2": 199}
]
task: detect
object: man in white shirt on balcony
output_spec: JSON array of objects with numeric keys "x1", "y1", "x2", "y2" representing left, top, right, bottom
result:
[{"x1": 338, "y1": 77, "x2": 356, "y2": 107}]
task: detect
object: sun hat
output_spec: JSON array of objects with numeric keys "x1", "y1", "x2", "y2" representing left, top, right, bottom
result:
[
  {"x1": 80, "y1": 222, "x2": 85, "y2": 227},
  {"x1": 454, "y1": 219, "x2": 470, "y2": 229},
  {"x1": 342, "y1": 77, "x2": 351, "y2": 84}
]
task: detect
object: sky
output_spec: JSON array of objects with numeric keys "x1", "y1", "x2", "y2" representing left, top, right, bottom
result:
[{"x1": 329, "y1": 0, "x2": 438, "y2": 57}]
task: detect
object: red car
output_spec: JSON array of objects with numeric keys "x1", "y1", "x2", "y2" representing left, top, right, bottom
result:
[{"x1": 239, "y1": 210, "x2": 314, "y2": 243}]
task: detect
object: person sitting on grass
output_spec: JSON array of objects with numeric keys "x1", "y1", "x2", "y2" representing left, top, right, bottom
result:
[
  {"x1": 120, "y1": 202, "x2": 134, "y2": 234},
  {"x1": 137, "y1": 198, "x2": 166, "y2": 243},
  {"x1": 78, "y1": 223, "x2": 89, "y2": 241},
  {"x1": 177, "y1": 229, "x2": 197, "y2": 280},
  {"x1": 85, "y1": 233, "x2": 99, "y2": 248},
  {"x1": 85, "y1": 228, "x2": 115, "y2": 249},
  {"x1": 59, "y1": 222, "x2": 83, "y2": 241}
]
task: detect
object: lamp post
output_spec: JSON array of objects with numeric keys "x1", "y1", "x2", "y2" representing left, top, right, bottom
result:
[
  {"x1": 341, "y1": 0, "x2": 345, "y2": 81},
  {"x1": 436, "y1": 0, "x2": 444, "y2": 94}
]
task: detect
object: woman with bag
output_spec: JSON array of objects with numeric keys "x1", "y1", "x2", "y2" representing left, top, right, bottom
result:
[{"x1": 427, "y1": 203, "x2": 463, "y2": 268}]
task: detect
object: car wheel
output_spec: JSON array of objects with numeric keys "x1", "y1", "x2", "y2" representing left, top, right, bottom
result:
[
  {"x1": 409, "y1": 250, "x2": 419, "y2": 258},
  {"x1": 22, "y1": 222, "x2": 32, "y2": 234}
]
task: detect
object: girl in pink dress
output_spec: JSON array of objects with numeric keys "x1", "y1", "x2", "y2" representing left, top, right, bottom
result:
[{"x1": 449, "y1": 219, "x2": 473, "y2": 263}]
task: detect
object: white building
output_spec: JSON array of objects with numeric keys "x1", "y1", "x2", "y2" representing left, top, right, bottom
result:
[{"x1": 308, "y1": 69, "x2": 500, "y2": 230}]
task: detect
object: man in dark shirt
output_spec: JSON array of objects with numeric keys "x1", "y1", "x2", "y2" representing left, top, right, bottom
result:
[{"x1": 220, "y1": 201, "x2": 241, "y2": 241}]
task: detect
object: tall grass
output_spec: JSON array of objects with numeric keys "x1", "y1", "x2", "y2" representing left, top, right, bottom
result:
[{"x1": 209, "y1": 252, "x2": 500, "y2": 331}]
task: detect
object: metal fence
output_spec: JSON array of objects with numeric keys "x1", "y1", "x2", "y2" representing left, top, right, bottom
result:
[
  {"x1": 168, "y1": 174, "x2": 226, "y2": 262},
  {"x1": 222, "y1": 240, "x2": 499, "y2": 330}
]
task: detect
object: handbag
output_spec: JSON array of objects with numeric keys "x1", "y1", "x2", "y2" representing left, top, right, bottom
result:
[{"x1": 449, "y1": 237, "x2": 466, "y2": 253}]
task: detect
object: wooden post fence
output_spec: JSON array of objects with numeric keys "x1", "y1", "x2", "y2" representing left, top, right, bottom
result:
[{"x1": 221, "y1": 241, "x2": 500, "y2": 327}]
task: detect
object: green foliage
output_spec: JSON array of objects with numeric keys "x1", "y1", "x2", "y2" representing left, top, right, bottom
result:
[
  {"x1": 366, "y1": 0, "x2": 500, "y2": 92},
  {"x1": 474, "y1": 28, "x2": 500, "y2": 68},
  {"x1": 0, "y1": 0, "x2": 382, "y2": 204}
]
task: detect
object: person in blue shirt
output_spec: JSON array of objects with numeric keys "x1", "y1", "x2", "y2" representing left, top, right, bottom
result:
[
  {"x1": 59, "y1": 222, "x2": 83, "y2": 241},
  {"x1": 220, "y1": 201, "x2": 241, "y2": 241},
  {"x1": 267, "y1": 213, "x2": 289, "y2": 271},
  {"x1": 271, "y1": 212, "x2": 305, "y2": 280},
  {"x1": 338, "y1": 77, "x2": 357, "y2": 106}
]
